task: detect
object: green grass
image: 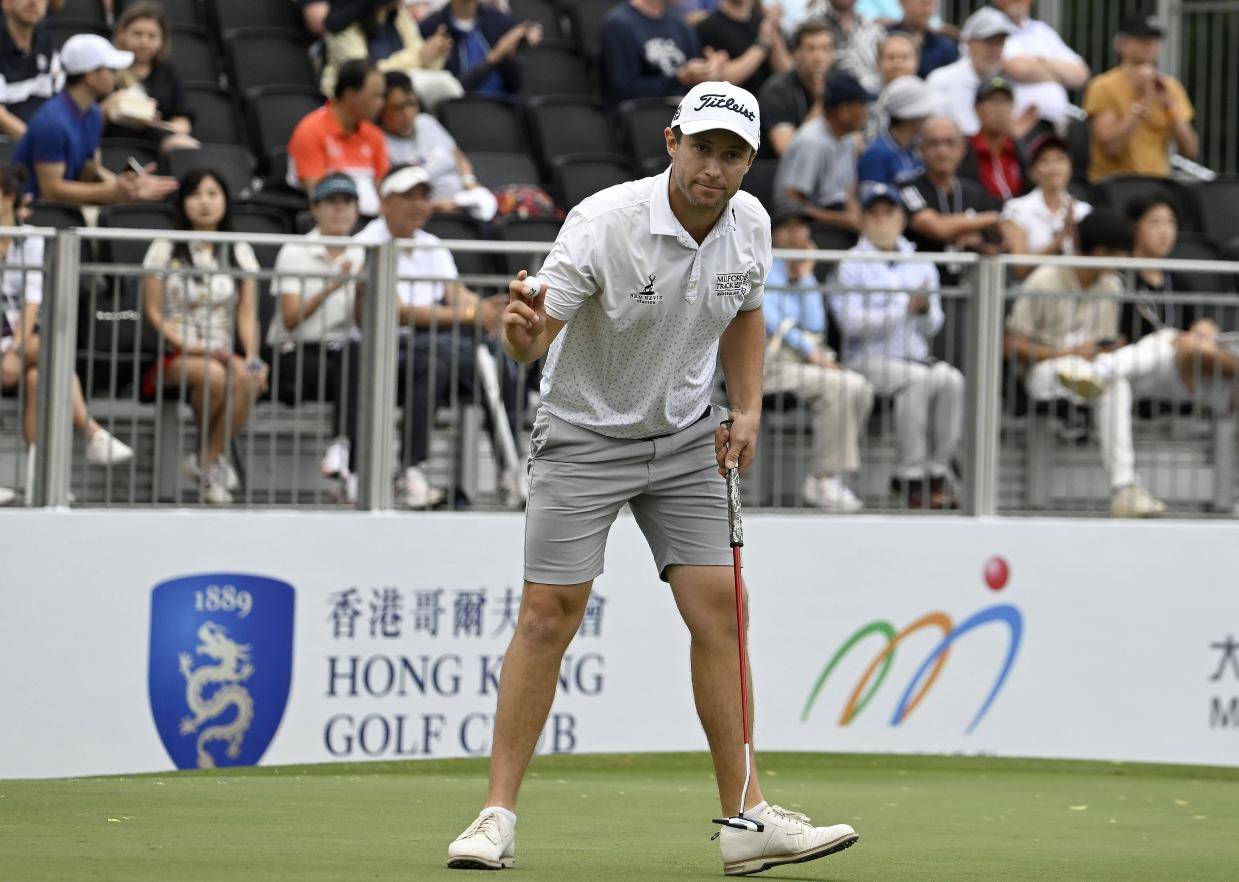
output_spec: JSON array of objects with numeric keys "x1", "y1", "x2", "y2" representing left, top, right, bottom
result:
[{"x1": 3, "y1": 753, "x2": 1239, "y2": 881}]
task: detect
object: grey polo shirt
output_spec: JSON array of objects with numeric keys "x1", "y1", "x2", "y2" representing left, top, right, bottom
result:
[
  {"x1": 537, "y1": 167, "x2": 771, "y2": 439},
  {"x1": 773, "y1": 117, "x2": 859, "y2": 211}
]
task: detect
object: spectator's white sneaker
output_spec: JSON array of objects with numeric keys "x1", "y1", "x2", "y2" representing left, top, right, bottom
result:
[
  {"x1": 183, "y1": 454, "x2": 239, "y2": 490},
  {"x1": 0, "y1": 486, "x2": 15, "y2": 506},
  {"x1": 1111, "y1": 483, "x2": 1167, "y2": 518},
  {"x1": 397, "y1": 465, "x2": 444, "y2": 509},
  {"x1": 202, "y1": 462, "x2": 233, "y2": 505},
  {"x1": 447, "y1": 809, "x2": 515, "y2": 870},
  {"x1": 84, "y1": 429, "x2": 134, "y2": 466},
  {"x1": 802, "y1": 475, "x2": 862, "y2": 512},
  {"x1": 1056, "y1": 363, "x2": 1106, "y2": 400},
  {"x1": 718, "y1": 804, "x2": 858, "y2": 877},
  {"x1": 320, "y1": 438, "x2": 350, "y2": 478}
]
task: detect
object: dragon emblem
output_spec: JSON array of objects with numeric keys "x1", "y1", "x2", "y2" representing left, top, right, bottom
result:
[{"x1": 178, "y1": 621, "x2": 255, "y2": 768}]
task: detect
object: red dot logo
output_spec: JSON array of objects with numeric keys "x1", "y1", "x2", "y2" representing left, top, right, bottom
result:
[{"x1": 984, "y1": 556, "x2": 1009, "y2": 591}]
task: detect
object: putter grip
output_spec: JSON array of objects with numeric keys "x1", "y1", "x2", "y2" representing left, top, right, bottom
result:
[{"x1": 726, "y1": 467, "x2": 744, "y2": 548}]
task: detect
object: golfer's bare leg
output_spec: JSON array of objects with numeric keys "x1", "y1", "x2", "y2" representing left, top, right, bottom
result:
[
  {"x1": 668, "y1": 564, "x2": 765, "y2": 816},
  {"x1": 483, "y1": 580, "x2": 592, "y2": 809}
]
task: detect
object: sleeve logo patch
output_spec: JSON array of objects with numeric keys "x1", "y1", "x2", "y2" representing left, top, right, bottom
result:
[{"x1": 714, "y1": 272, "x2": 751, "y2": 297}]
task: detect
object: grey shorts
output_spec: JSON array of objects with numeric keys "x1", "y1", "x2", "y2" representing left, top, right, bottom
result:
[{"x1": 524, "y1": 406, "x2": 732, "y2": 585}]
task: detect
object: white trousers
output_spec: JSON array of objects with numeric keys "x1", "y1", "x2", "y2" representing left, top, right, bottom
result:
[
  {"x1": 851, "y1": 357, "x2": 965, "y2": 480},
  {"x1": 764, "y1": 361, "x2": 874, "y2": 474}
]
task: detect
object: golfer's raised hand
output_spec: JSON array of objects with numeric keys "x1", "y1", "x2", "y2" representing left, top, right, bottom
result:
[
  {"x1": 716, "y1": 411, "x2": 759, "y2": 477},
  {"x1": 503, "y1": 269, "x2": 547, "y2": 360}
]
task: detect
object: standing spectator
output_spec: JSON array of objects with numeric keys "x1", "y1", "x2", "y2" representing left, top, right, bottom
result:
[
  {"x1": 598, "y1": 0, "x2": 723, "y2": 107},
  {"x1": 695, "y1": 0, "x2": 792, "y2": 96},
  {"x1": 1000, "y1": 134, "x2": 1089, "y2": 275},
  {"x1": 831, "y1": 182, "x2": 963, "y2": 508},
  {"x1": 0, "y1": 0, "x2": 61, "y2": 140},
  {"x1": 288, "y1": 59, "x2": 389, "y2": 218},
  {"x1": 813, "y1": 0, "x2": 884, "y2": 93},
  {"x1": 899, "y1": 116, "x2": 1003, "y2": 283},
  {"x1": 418, "y1": 0, "x2": 541, "y2": 98},
  {"x1": 925, "y1": 6, "x2": 1016, "y2": 136},
  {"x1": 992, "y1": 0, "x2": 1089, "y2": 133},
  {"x1": 959, "y1": 75, "x2": 1030, "y2": 201},
  {"x1": 266, "y1": 173, "x2": 365, "y2": 497},
  {"x1": 1084, "y1": 14, "x2": 1197, "y2": 183},
  {"x1": 858, "y1": 74, "x2": 934, "y2": 186},
  {"x1": 321, "y1": 0, "x2": 454, "y2": 100},
  {"x1": 758, "y1": 18, "x2": 833, "y2": 157},
  {"x1": 105, "y1": 2, "x2": 198, "y2": 154},
  {"x1": 889, "y1": 0, "x2": 957, "y2": 79},
  {"x1": 141, "y1": 169, "x2": 267, "y2": 506},
  {"x1": 763, "y1": 206, "x2": 873, "y2": 511},
  {"x1": 12, "y1": 33, "x2": 175, "y2": 203},
  {"x1": 774, "y1": 69, "x2": 874, "y2": 231}
]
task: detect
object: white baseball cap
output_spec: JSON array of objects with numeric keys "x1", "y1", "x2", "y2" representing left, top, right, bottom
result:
[
  {"x1": 380, "y1": 165, "x2": 431, "y2": 197},
  {"x1": 961, "y1": 7, "x2": 1018, "y2": 41},
  {"x1": 882, "y1": 76, "x2": 938, "y2": 121},
  {"x1": 671, "y1": 81, "x2": 761, "y2": 152},
  {"x1": 61, "y1": 33, "x2": 134, "y2": 76}
]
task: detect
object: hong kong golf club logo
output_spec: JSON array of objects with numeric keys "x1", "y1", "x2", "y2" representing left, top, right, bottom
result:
[
  {"x1": 148, "y1": 574, "x2": 295, "y2": 769},
  {"x1": 801, "y1": 557, "x2": 1023, "y2": 734}
]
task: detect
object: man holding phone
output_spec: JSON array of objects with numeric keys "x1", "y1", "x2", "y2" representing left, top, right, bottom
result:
[{"x1": 1084, "y1": 14, "x2": 1197, "y2": 183}]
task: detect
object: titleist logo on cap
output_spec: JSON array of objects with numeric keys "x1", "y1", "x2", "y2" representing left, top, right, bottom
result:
[{"x1": 692, "y1": 93, "x2": 756, "y2": 121}]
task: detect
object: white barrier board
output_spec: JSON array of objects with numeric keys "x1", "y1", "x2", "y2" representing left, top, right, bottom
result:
[{"x1": 1, "y1": 510, "x2": 1236, "y2": 779}]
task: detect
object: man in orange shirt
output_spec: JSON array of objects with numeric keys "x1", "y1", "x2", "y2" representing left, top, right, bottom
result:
[
  {"x1": 287, "y1": 58, "x2": 389, "y2": 216},
  {"x1": 1083, "y1": 14, "x2": 1197, "y2": 183}
]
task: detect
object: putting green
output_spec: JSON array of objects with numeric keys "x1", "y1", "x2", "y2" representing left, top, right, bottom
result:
[{"x1": 3, "y1": 753, "x2": 1238, "y2": 880}]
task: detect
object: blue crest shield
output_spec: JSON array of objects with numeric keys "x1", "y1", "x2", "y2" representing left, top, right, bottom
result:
[{"x1": 148, "y1": 574, "x2": 295, "y2": 770}]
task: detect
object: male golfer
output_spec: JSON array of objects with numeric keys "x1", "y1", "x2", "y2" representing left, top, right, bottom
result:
[{"x1": 447, "y1": 82, "x2": 859, "y2": 876}]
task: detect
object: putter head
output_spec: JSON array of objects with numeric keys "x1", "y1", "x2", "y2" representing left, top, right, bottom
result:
[{"x1": 712, "y1": 815, "x2": 764, "y2": 833}]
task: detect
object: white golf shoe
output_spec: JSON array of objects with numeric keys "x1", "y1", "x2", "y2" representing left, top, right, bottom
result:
[
  {"x1": 718, "y1": 803, "x2": 858, "y2": 876},
  {"x1": 447, "y1": 808, "x2": 516, "y2": 870}
]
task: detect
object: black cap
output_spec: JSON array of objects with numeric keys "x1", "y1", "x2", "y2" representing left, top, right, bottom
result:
[
  {"x1": 1118, "y1": 14, "x2": 1165, "y2": 38},
  {"x1": 975, "y1": 75, "x2": 1015, "y2": 103},
  {"x1": 771, "y1": 204, "x2": 812, "y2": 227},
  {"x1": 1028, "y1": 133, "x2": 1071, "y2": 163},
  {"x1": 823, "y1": 70, "x2": 877, "y2": 108}
]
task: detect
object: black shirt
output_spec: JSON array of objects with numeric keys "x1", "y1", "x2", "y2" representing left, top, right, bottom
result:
[
  {"x1": 103, "y1": 61, "x2": 193, "y2": 143},
  {"x1": 696, "y1": 7, "x2": 771, "y2": 95},
  {"x1": 899, "y1": 172, "x2": 1001, "y2": 284},
  {"x1": 0, "y1": 21, "x2": 60, "y2": 124},
  {"x1": 1119, "y1": 272, "x2": 1196, "y2": 341},
  {"x1": 757, "y1": 69, "x2": 814, "y2": 158}
]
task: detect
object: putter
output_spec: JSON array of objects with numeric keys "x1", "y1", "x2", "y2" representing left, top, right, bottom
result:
[{"x1": 712, "y1": 426, "x2": 763, "y2": 836}]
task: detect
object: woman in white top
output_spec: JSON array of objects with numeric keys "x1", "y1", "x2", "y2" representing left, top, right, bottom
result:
[
  {"x1": 1000, "y1": 135, "x2": 1091, "y2": 278},
  {"x1": 142, "y1": 168, "x2": 267, "y2": 505},
  {"x1": 0, "y1": 164, "x2": 133, "y2": 499}
]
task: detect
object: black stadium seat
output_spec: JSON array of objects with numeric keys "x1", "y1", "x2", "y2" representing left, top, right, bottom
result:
[
  {"x1": 184, "y1": 84, "x2": 242, "y2": 145},
  {"x1": 520, "y1": 41, "x2": 592, "y2": 98},
  {"x1": 226, "y1": 28, "x2": 316, "y2": 95},
  {"x1": 211, "y1": 0, "x2": 302, "y2": 32},
  {"x1": 1194, "y1": 178, "x2": 1239, "y2": 257},
  {"x1": 246, "y1": 85, "x2": 323, "y2": 174},
  {"x1": 569, "y1": 0, "x2": 620, "y2": 56},
  {"x1": 54, "y1": 0, "x2": 106, "y2": 25},
  {"x1": 740, "y1": 157, "x2": 777, "y2": 207},
  {"x1": 509, "y1": 0, "x2": 564, "y2": 39},
  {"x1": 469, "y1": 152, "x2": 541, "y2": 189},
  {"x1": 98, "y1": 204, "x2": 176, "y2": 266},
  {"x1": 167, "y1": 143, "x2": 256, "y2": 198},
  {"x1": 439, "y1": 96, "x2": 526, "y2": 154},
  {"x1": 527, "y1": 96, "x2": 614, "y2": 173},
  {"x1": 47, "y1": 19, "x2": 108, "y2": 48},
  {"x1": 495, "y1": 217, "x2": 562, "y2": 276},
  {"x1": 99, "y1": 138, "x2": 159, "y2": 174},
  {"x1": 1169, "y1": 232, "x2": 1234, "y2": 295},
  {"x1": 551, "y1": 153, "x2": 632, "y2": 210},
  {"x1": 424, "y1": 215, "x2": 495, "y2": 278},
  {"x1": 232, "y1": 204, "x2": 291, "y2": 268},
  {"x1": 1095, "y1": 176, "x2": 1192, "y2": 229},
  {"x1": 160, "y1": 0, "x2": 207, "y2": 27},
  {"x1": 28, "y1": 202, "x2": 86, "y2": 230},
  {"x1": 619, "y1": 98, "x2": 676, "y2": 172},
  {"x1": 170, "y1": 25, "x2": 221, "y2": 86}
]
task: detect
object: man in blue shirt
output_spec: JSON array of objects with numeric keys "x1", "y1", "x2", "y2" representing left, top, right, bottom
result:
[
  {"x1": 599, "y1": 0, "x2": 724, "y2": 106},
  {"x1": 858, "y1": 74, "x2": 934, "y2": 186},
  {"x1": 420, "y1": 0, "x2": 538, "y2": 97},
  {"x1": 764, "y1": 205, "x2": 873, "y2": 511},
  {"x1": 13, "y1": 33, "x2": 174, "y2": 204},
  {"x1": 889, "y1": 0, "x2": 958, "y2": 78}
]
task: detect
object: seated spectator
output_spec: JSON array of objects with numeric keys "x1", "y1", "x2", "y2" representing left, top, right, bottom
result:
[
  {"x1": 992, "y1": 0, "x2": 1089, "y2": 133},
  {"x1": 266, "y1": 173, "x2": 366, "y2": 500},
  {"x1": 288, "y1": 59, "x2": 389, "y2": 218},
  {"x1": 926, "y1": 6, "x2": 1015, "y2": 136},
  {"x1": 813, "y1": 0, "x2": 884, "y2": 92},
  {"x1": 899, "y1": 116, "x2": 1003, "y2": 283},
  {"x1": 600, "y1": 0, "x2": 724, "y2": 107},
  {"x1": 862, "y1": 31, "x2": 918, "y2": 139},
  {"x1": 12, "y1": 33, "x2": 176, "y2": 204},
  {"x1": 675, "y1": 0, "x2": 718, "y2": 25},
  {"x1": 831, "y1": 182, "x2": 963, "y2": 508},
  {"x1": 758, "y1": 18, "x2": 833, "y2": 157},
  {"x1": 300, "y1": 0, "x2": 329, "y2": 36},
  {"x1": 695, "y1": 0, "x2": 791, "y2": 96},
  {"x1": 378, "y1": 70, "x2": 496, "y2": 221},
  {"x1": 141, "y1": 169, "x2": 266, "y2": 506},
  {"x1": 774, "y1": 69, "x2": 874, "y2": 231},
  {"x1": 322, "y1": 0, "x2": 456, "y2": 104},
  {"x1": 858, "y1": 74, "x2": 933, "y2": 186},
  {"x1": 888, "y1": 0, "x2": 957, "y2": 79},
  {"x1": 1120, "y1": 195, "x2": 1194, "y2": 335},
  {"x1": 959, "y1": 75, "x2": 1029, "y2": 201},
  {"x1": 0, "y1": 164, "x2": 133, "y2": 485},
  {"x1": 0, "y1": 0, "x2": 61, "y2": 140},
  {"x1": 1000, "y1": 134, "x2": 1088, "y2": 277},
  {"x1": 418, "y1": 0, "x2": 541, "y2": 98},
  {"x1": 104, "y1": 2, "x2": 198, "y2": 154},
  {"x1": 1084, "y1": 14, "x2": 1197, "y2": 184},
  {"x1": 763, "y1": 206, "x2": 874, "y2": 511},
  {"x1": 354, "y1": 165, "x2": 510, "y2": 508}
]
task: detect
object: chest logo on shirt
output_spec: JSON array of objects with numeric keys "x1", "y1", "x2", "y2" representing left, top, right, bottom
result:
[
  {"x1": 714, "y1": 272, "x2": 750, "y2": 297},
  {"x1": 629, "y1": 273, "x2": 661, "y2": 304}
]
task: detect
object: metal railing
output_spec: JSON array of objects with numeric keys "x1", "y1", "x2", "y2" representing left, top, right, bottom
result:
[{"x1": 4, "y1": 226, "x2": 1238, "y2": 517}]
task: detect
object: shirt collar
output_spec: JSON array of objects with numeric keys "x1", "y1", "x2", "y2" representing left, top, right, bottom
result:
[{"x1": 649, "y1": 166, "x2": 739, "y2": 245}]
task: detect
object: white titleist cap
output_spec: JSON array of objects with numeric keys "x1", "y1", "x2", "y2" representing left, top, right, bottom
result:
[
  {"x1": 61, "y1": 34, "x2": 134, "y2": 75},
  {"x1": 671, "y1": 82, "x2": 761, "y2": 152}
]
